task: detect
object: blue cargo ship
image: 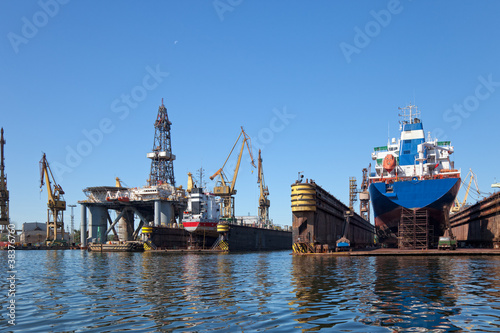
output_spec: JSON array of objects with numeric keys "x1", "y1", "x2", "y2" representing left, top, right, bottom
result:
[{"x1": 368, "y1": 105, "x2": 461, "y2": 245}]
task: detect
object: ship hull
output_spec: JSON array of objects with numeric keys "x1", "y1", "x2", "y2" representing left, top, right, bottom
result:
[
  {"x1": 183, "y1": 219, "x2": 219, "y2": 237},
  {"x1": 369, "y1": 178, "x2": 460, "y2": 245}
]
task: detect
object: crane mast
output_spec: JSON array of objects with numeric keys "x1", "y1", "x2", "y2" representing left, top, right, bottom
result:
[
  {"x1": 210, "y1": 127, "x2": 256, "y2": 219},
  {"x1": 40, "y1": 153, "x2": 66, "y2": 244},
  {"x1": 257, "y1": 149, "x2": 270, "y2": 224}
]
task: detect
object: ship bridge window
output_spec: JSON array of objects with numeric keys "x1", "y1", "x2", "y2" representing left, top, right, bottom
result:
[{"x1": 403, "y1": 150, "x2": 410, "y2": 154}]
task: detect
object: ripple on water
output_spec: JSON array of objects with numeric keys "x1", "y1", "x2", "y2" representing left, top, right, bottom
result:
[{"x1": 1, "y1": 251, "x2": 500, "y2": 332}]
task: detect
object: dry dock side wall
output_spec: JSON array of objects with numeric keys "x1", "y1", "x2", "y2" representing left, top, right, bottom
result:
[
  {"x1": 147, "y1": 225, "x2": 292, "y2": 251},
  {"x1": 291, "y1": 179, "x2": 374, "y2": 250},
  {"x1": 227, "y1": 224, "x2": 292, "y2": 251},
  {"x1": 450, "y1": 192, "x2": 500, "y2": 248}
]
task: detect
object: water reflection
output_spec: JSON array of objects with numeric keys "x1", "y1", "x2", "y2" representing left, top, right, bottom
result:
[
  {"x1": 2, "y1": 251, "x2": 500, "y2": 332},
  {"x1": 370, "y1": 256, "x2": 461, "y2": 331}
]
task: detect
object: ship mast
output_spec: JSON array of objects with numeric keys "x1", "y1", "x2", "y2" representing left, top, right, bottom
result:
[
  {"x1": 0, "y1": 128, "x2": 8, "y2": 232},
  {"x1": 398, "y1": 103, "x2": 421, "y2": 127}
]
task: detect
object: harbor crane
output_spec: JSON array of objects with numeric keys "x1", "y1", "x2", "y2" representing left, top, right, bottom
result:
[
  {"x1": 40, "y1": 153, "x2": 66, "y2": 244},
  {"x1": 210, "y1": 127, "x2": 256, "y2": 219},
  {"x1": 336, "y1": 177, "x2": 357, "y2": 251},
  {"x1": 337, "y1": 167, "x2": 371, "y2": 250},
  {"x1": 257, "y1": 149, "x2": 270, "y2": 224},
  {"x1": 451, "y1": 169, "x2": 480, "y2": 213}
]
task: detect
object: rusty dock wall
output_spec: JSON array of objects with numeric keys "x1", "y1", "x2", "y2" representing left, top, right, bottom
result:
[
  {"x1": 450, "y1": 192, "x2": 500, "y2": 248},
  {"x1": 291, "y1": 179, "x2": 374, "y2": 251}
]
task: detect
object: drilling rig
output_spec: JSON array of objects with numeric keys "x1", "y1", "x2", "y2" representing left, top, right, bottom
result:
[
  {"x1": 257, "y1": 149, "x2": 270, "y2": 224},
  {"x1": 210, "y1": 127, "x2": 256, "y2": 220},
  {"x1": 40, "y1": 153, "x2": 66, "y2": 245},
  {"x1": 147, "y1": 100, "x2": 176, "y2": 187}
]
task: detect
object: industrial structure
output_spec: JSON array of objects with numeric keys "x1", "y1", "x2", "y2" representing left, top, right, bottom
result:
[
  {"x1": 40, "y1": 153, "x2": 66, "y2": 244},
  {"x1": 68, "y1": 204, "x2": 77, "y2": 244},
  {"x1": 359, "y1": 167, "x2": 370, "y2": 221},
  {"x1": 257, "y1": 149, "x2": 270, "y2": 224},
  {"x1": 148, "y1": 99, "x2": 176, "y2": 187},
  {"x1": 80, "y1": 101, "x2": 185, "y2": 248},
  {"x1": 210, "y1": 127, "x2": 256, "y2": 219},
  {"x1": 450, "y1": 192, "x2": 500, "y2": 248},
  {"x1": 0, "y1": 128, "x2": 8, "y2": 232},
  {"x1": 291, "y1": 177, "x2": 374, "y2": 253}
]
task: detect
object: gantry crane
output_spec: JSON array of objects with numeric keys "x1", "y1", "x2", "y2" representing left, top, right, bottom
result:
[
  {"x1": 451, "y1": 169, "x2": 480, "y2": 213},
  {"x1": 40, "y1": 153, "x2": 66, "y2": 244},
  {"x1": 210, "y1": 127, "x2": 256, "y2": 220},
  {"x1": 257, "y1": 149, "x2": 270, "y2": 224}
]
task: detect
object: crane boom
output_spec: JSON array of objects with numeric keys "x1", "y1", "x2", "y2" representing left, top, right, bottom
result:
[
  {"x1": 451, "y1": 169, "x2": 479, "y2": 213},
  {"x1": 212, "y1": 127, "x2": 256, "y2": 219}
]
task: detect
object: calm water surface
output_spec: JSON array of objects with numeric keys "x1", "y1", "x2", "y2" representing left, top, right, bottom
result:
[{"x1": 1, "y1": 250, "x2": 499, "y2": 332}]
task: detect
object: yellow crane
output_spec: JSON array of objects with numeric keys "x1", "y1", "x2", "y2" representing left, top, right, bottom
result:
[
  {"x1": 451, "y1": 168, "x2": 479, "y2": 213},
  {"x1": 210, "y1": 127, "x2": 256, "y2": 219},
  {"x1": 40, "y1": 153, "x2": 66, "y2": 245},
  {"x1": 257, "y1": 149, "x2": 270, "y2": 224}
]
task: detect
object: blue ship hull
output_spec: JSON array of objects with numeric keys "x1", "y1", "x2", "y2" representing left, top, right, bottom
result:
[{"x1": 369, "y1": 178, "x2": 460, "y2": 244}]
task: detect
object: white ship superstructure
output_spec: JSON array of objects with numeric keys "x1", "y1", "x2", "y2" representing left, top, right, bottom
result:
[{"x1": 370, "y1": 104, "x2": 459, "y2": 181}]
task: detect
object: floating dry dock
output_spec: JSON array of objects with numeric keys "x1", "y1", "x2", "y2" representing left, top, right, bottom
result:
[
  {"x1": 295, "y1": 248, "x2": 500, "y2": 256},
  {"x1": 450, "y1": 192, "x2": 500, "y2": 248},
  {"x1": 291, "y1": 179, "x2": 375, "y2": 253}
]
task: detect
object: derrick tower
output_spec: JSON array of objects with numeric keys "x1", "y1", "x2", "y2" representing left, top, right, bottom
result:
[
  {"x1": 0, "y1": 128, "x2": 9, "y2": 232},
  {"x1": 147, "y1": 100, "x2": 176, "y2": 187}
]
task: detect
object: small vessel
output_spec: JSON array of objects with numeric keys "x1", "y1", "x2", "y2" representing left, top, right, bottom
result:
[
  {"x1": 369, "y1": 104, "x2": 461, "y2": 246},
  {"x1": 88, "y1": 241, "x2": 144, "y2": 252},
  {"x1": 182, "y1": 183, "x2": 221, "y2": 237}
]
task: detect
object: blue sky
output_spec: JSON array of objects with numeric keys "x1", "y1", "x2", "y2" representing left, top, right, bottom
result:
[{"x1": 1, "y1": 0, "x2": 499, "y2": 230}]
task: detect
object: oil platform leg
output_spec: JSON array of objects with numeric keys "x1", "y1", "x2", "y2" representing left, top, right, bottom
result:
[
  {"x1": 81, "y1": 204, "x2": 87, "y2": 247},
  {"x1": 154, "y1": 200, "x2": 161, "y2": 226},
  {"x1": 88, "y1": 206, "x2": 108, "y2": 243},
  {"x1": 161, "y1": 202, "x2": 172, "y2": 226},
  {"x1": 117, "y1": 209, "x2": 135, "y2": 241}
]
